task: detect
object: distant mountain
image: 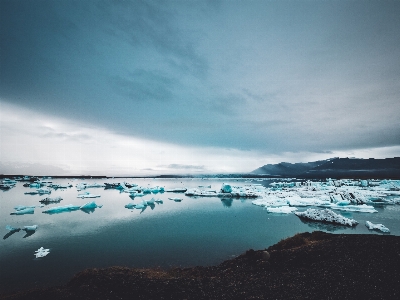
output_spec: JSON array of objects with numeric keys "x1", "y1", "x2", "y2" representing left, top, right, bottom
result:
[{"x1": 251, "y1": 157, "x2": 400, "y2": 179}]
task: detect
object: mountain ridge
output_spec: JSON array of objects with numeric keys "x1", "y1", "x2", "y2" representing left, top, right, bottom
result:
[{"x1": 251, "y1": 157, "x2": 400, "y2": 179}]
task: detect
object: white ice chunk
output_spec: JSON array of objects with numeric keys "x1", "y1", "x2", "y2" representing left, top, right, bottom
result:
[
  {"x1": 266, "y1": 206, "x2": 298, "y2": 214},
  {"x1": 252, "y1": 197, "x2": 288, "y2": 208},
  {"x1": 185, "y1": 189, "x2": 218, "y2": 197},
  {"x1": 165, "y1": 188, "x2": 187, "y2": 192},
  {"x1": 365, "y1": 221, "x2": 390, "y2": 233},
  {"x1": 328, "y1": 204, "x2": 378, "y2": 213},
  {"x1": 23, "y1": 225, "x2": 38, "y2": 231},
  {"x1": 34, "y1": 247, "x2": 50, "y2": 258},
  {"x1": 77, "y1": 192, "x2": 100, "y2": 198},
  {"x1": 286, "y1": 197, "x2": 327, "y2": 207},
  {"x1": 295, "y1": 208, "x2": 358, "y2": 226}
]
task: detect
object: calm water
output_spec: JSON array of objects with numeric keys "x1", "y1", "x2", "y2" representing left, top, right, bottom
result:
[{"x1": 1, "y1": 178, "x2": 399, "y2": 294}]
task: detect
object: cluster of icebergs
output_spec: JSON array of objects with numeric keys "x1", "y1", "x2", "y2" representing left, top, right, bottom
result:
[{"x1": 246, "y1": 179, "x2": 399, "y2": 231}]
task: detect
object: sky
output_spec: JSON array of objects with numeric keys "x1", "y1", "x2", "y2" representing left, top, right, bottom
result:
[{"x1": 1, "y1": 0, "x2": 400, "y2": 176}]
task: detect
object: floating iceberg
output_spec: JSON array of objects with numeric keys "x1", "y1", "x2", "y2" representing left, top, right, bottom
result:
[
  {"x1": 34, "y1": 247, "x2": 50, "y2": 258},
  {"x1": 14, "y1": 205, "x2": 35, "y2": 211},
  {"x1": 168, "y1": 197, "x2": 182, "y2": 202},
  {"x1": 124, "y1": 203, "x2": 136, "y2": 209},
  {"x1": 287, "y1": 197, "x2": 327, "y2": 207},
  {"x1": 185, "y1": 189, "x2": 218, "y2": 197},
  {"x1": 40, "y1": 196, "x2": 63, "y2": 204},
  {"x1": 266, "y1": 206, "x2": 298, "y2": 214},
  {"x1": 80, "y1": 201, "x2": 102, "y2": 209},
  {"x1": 326, "y1": 204, "x2": 378, "y2": 213},
  {"x1": 252, "y1": 197, "x2": 289, "y2": 208},
  {"x1": 166, "y1": 188, "x2": 187, "y2": 193},
  {"x1": 129, "y1": 192, "x2": 145, "y2": 197},
  {"x1": 23, "y1": 225, "x2": 38, "y2": 231},
  {"x1": 76, "y1": 182, "x2": 104, "y2": 190},
  {"x1": 10, "y1": 207, "x2": 35, "y2": 215},
  {"x1": 77, "y1": 192, "x2": 100, "y2": 198},
  {"x1": 50, "y1": 183, "x2": 72, "y2": 189},
  {"x1": 24, "y1": 188, "x2": 51, "y2": 195},
  {"x1": 6, "y1": 225, "x2": 20, "y2": 232},
  {"x1": 220, "y1": 183, "x2": 232, "y2": 193},
  {"x1": 42, "y1": 204, "x2": 80, "y2": 214},
  {"x1": 365, "y1": 221, "x2": 390, "y2": 233},
  {"x1": 295, "y1": 208, "x2": 358, "y2": 226}
]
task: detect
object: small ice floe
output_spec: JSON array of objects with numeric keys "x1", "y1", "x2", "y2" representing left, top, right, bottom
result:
[
  {"x1": 34, "y1": 247, "x2": 50, "y2": 258},
  {"x1": 218, "y1": 183, "x2": 259, "y2": 198},
  {"x1": 37, "y1": 188, "x2": 51, "y2": 194},
  {"x1": 129, "y1": 192, "x2": 145, "y2": 197},
  {"x1": 134, "y1": 203, "x2": 146, "y2": 209},
  {"x1": 326, "y1": 204, "x2": 378, "y2": 213},
  {"x1": 6, "y1": 225, "x2": 21, "y2": 232},
  {"x1": 168, "y1": 197, "x2": 182, "y2": 202},
  {"x1": 50, "y1": 183, "x2": 72, "y2": 189},
  {"x1": 3, "y1": 225, "x2": 21, "y2": 239},
  {"x1": 39, "y1": 196, "x2": 63, "y2": 204},
  {"x1": 42, "y1": 204, "x2": 81, "y2": 214},
  {"x1": 365, "y1": 221, "x2": 390, "y2": 233},
  {"x1": 80, "y1": 201, "x2": 102, "y2": 209},
  {"x1": 24, "y1": 188, "x2": 51, "y2": 195},
  {"x1": 77, "y1": 192, "x2": 100, "y2": 198},
  {"x1": 165, "y1": 188, "x2": 187, "y2": 193},
  {"x1": 286, "y1": 197, "x2": 327, "y2": 207},
  {"x1": 295, "y1": 208, "x2": 358, "y2": 226},
  {"x1": 10, "y1": 206, "x2": 35, "y2": 215},
  {"x1": 252, "y1": 197, "x2": 289, "y2": 208},
  {"x1": 185, "y1": 189, "x2": 218, "y2": 197},
  {"x1": 76, "y1": 182, "x2": 105, "y2": 190},
  {"x1": 220, "y1": 183, "x2": 232, "y2": 193},
  {"x1": 23, "y1": 225, "x2": 38, "y2": 231},
  {"x1": 266, "y1": 206, "x2": 298, "y2": 214}
]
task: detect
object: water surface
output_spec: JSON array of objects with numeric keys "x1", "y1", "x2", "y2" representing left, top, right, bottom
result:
[{"x1": 1, "y1": 178, "x2": 399, "y2": 294}]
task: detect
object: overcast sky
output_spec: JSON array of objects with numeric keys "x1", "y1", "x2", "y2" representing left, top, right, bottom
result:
[{"x1": 1, "y1": 0, "x2": 400, "y2": 176}]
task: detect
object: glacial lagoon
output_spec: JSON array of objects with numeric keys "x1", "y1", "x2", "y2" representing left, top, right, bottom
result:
[{"x1": 1, "y1": 178, "x2": 400, "y2": 294}]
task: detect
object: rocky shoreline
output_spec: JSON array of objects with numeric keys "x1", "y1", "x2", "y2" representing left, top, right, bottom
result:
[{"x1": 2, "y1": 231, "x2": 400, "y2": 299}]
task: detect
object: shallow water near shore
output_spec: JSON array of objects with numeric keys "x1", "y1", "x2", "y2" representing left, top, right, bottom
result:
[{"x1": 1, "y1": 178, "x2": 399, "y2": 294}]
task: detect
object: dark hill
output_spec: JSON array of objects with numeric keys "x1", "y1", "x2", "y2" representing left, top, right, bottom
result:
[{"x1": 252, "y1": 157, "x2": 400, "y2": 179}]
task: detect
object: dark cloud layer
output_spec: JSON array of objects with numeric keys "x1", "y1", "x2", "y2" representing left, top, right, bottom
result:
[{"x1": 1, "y1": 0, "x2": 400, "y2": 155}]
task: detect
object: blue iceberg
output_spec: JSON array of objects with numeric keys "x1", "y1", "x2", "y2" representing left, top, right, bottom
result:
[
  {"x1": 42, "y1": 204, "x2": 80, "y2": 214},
  {"x1": 10, "y1": 207, "x2": 35, "y2": 215}
]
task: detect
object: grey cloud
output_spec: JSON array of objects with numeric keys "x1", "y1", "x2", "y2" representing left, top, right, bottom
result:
[
  {"x1": 39, "y1": 126, "x2": 92, "y2": 142},
  {"x1": 111, "y1": 70, "x2": 174, "y2": 102},
  {"x1": 0, "y1": 162, "x2": 69, "y2": 176},
  {"x1": 161, "y1": 164, "x2": 205, "y2": 171}
]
